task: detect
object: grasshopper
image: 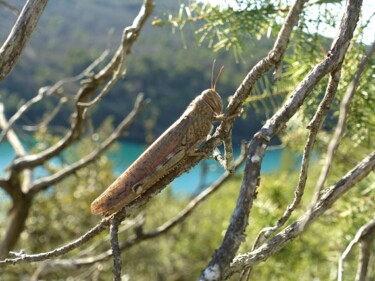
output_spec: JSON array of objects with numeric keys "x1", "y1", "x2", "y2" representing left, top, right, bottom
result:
[{"x1": 91, "y1": 65, "x2": 232, "y2": 216}]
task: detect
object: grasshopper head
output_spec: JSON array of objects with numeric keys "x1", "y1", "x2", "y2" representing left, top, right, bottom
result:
[
  {"x1": 202, "y1": 62, "x2": 224, "y2": 116},
  {"x1": 202, "y1": 89, "x2": 223, "y2": 116}
]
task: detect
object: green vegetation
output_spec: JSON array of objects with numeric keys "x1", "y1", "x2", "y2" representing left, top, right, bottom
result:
[{"x1": 0, "y1": 0, "x2": 374, "y2": 280}]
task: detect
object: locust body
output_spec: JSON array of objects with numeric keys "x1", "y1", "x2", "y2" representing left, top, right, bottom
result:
[{"x1": 91, "y1": 89, "x2": 223, "y2": 216}]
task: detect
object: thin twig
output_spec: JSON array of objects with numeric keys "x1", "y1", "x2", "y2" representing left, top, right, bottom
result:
[
  {"x1": 0, "y1": 103, "x2": 32, "y2": 191},
  {"x1": 77, "y1": 0, "x2": 154, "y2": 108},
  {"x1": 22, "y1": 97, "x2": 68, "y2": 132},
  {"x1": 110, "y1": 217, "x2": 122, "y2": 281},
  {"x1": 338, "y1": 216, "x2": 375, "y2": 281},
  {"x1": 0, "y1": 217, "x2": 111, "y2": 266},
  {"x1": 10, "y1": 0, "x2": 154, "y2": 172},
  {"x1": 303, "y1": 40, "x2": 375, "y2": 228},
  {"x1": 252, "y1": 66, "x2": 343, "y2": 250},
  {"x1": 1, "y1": 48, "x2": 108, "y2": 143},
  {"x1": 0, "y1": 0, "x2": 20, "y2": 15},
  {"x1": 227, "y1": 150, "x2": 375, "y2": 279},
  {"x1": 28, "y1": 94, "x2": 147, "y2": 194}
]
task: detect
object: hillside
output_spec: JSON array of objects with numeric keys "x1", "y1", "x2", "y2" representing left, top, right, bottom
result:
[{"x1": 0, "y1": 0, "x2": 277, "y2": 144}]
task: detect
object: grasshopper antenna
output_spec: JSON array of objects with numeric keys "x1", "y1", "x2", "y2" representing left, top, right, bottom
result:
[
  {"x1": 211, "y1": 59, "x2": 216, "y2": 89},
  {"x1": 211, "y1": 59, "x2": 224, "y2": 91},
  {"x1": 213, "y1": 66, "x2": 224, "y2": 91}
]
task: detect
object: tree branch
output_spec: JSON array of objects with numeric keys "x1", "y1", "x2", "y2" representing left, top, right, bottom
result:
[
  {"x1": 303, "y1": 39, "x2": 375, "y2": 227},
  {"x1": 10, "y1": 0, "x2": 154, "y2": 172},
  {"x1": 0, "y1": 48, "x2": 109, "y2": 141},
  {"x1": 0, "y1": 103, "x2": 32, "y2": 193},
  {"x1": 338, "y1": 216, "x2": 375, "y2": 281},
  {"x1": 110, "y1": 216, "x2": 122, "y2": 281},
  {"x1": 252, "y1": 65, "x2": 343, "y2": 250},
  {"x1": 0, "y1": 0, "x2": 20, "y2": 16},
  {"x1": 227, "y1": 150, "x2": 375, "y2": 279},
  {"x1": 0, "y1": 0, "x2": 48, "y2": 81},
  {"x1": 0, "y1": 217, "x2": 111, "y2": 266},
  {"x1": 28, "y1": 94, "x2": 147, "y2": 194}
]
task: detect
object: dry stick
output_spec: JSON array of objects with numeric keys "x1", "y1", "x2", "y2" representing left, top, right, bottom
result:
[
  {"x1": 252, "y1": 66, "x2": 343, "y2": 251},
  {"x1": 0, "y1": 103, "x2": 32, "y2": 190},
  {"x1": 241, "y1": 64, "x2": 343, "y2": 281},
  {"x1": 200, "y1": 0, "x2": 363, "y2": 279},
  {"x1": 0, "y1": 104, "x2": 27, "y2": 157},
  {"x1": 0, "y1": 0, "x2": 48, "y2": 81},
  {"x1": 25, "y1": 50, "x2": 109, "y2": 132},
  {"x1": 22, "y1": 97, "x2": 68, "y2": 132},
  {"x1": 227, "y1": 151, "x2": 375, "y2": 279},
  {"x1": 77, "y1": 28, "x2": 133, "y2": 108},
  {"x1": 0, "y1": 49, "x2": 109, "y2": 142},
  {"x1": 303, "y1": 40, "x2": 375, "y2": 228},
  {"x1": 10, "y1": 0, "x2": 154, "y2": 172},
  {"x1": 110, "y1": 217, "x2": 122, "y2": 281},
  {"x1": 0, "y1": 217, "x2": 111, "y2": 266},
  {"x1": 0, "y1": 90, "x2": 47, "y2": 143},
  {"x1": 338, "y1": 217, "x2": 375, "y2": 281},
  {"x1": 28, "y1": 94, "x2": 147, "y2": 194},
  {"x1": 355, "y1": 231, "x2": 375, "y2": 281},
  {"x1": 0, "y1": 0, "x2": 20, "y2": 15},
  {"x1": 78, "y1": 0, "x2": 154, "y2": 108}
]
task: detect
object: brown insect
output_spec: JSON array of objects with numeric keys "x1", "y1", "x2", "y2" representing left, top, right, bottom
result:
[{"x1": 91, "y1": 64, "x2": 228, "y2": 216}]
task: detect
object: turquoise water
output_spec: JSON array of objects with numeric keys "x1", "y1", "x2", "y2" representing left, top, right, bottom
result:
[{"x1": 0, "y1": 141, "x2": 282, "y2": 194}]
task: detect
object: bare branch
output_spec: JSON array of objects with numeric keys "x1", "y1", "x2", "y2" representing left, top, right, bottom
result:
[
  {"x1": 0, "y1": 0, "x2": 20, "y2": 16},
  {"x1": 0, "y1": 89, "x2": 48, "y2": 143},
  {"x1": 0, "y1": 103, "x2": 27, "y2": 157},
  {"x1": 303, "y1": 39, "x2": 375, "y2": 226},
  {"x1": 20, "y1": 49, "x2": 109, "y2": 132},
  {"x1": 10, "y1": 0, "x2": 154, "y2": 172},
  {"x1": 0, "y1": 217, "x2": 111, "y2": 266},
  {"x1": 0, "y1": 103, "x2": 32, "y2": 192},
  {"x1": 0, "y1": 0, "x2": 48, "y2": 81},
  {"x1": 110, "y1": 217, "x2": 122, "y2": 281},
  {"x1": 227, "y1": 150, "x2": 375, "y2": 279},
  {"x1": 28, "y1": 94, "x2": 147, "y2": 194},
  {"x1": 77, "y1": 0, "x2": 155, "y2": 108},
  {"x1": 338, "y1": 216, "x2": 375, "y2": 281},
  {"x1": 314, "y1": 42, "x2": 375, "y2": 197},
  {"x1": 22, "y1": 97, "x2": 67, "y2": 132},
  {"x1": 252, "y1": 65, "x2": 343, "y2": 250},
  {"x1": 355, "y1": 232, "x2": 375, "y2": 281}
]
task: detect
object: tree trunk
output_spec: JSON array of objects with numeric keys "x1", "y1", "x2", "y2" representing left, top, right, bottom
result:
[{"x1": 0, "y1": 194, "x2": 32, "y2": 259}]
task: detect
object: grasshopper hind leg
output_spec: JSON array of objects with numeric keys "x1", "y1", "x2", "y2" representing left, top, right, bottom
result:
[{"x1": 131, "y1": 147, "x2": 187, "y2": 195}]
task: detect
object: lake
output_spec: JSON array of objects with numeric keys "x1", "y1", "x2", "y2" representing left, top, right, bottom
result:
[{"x1": 0, "y1": 140, "x2": 282, "y2": 195}]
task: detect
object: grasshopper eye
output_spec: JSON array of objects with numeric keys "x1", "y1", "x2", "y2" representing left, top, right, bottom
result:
[
  {"x1": 132, "y1": 183, "x2": 144, "y2": 194},
  {"x1": 202, "y1": 89, "x2": 223, "y2": 115}
]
